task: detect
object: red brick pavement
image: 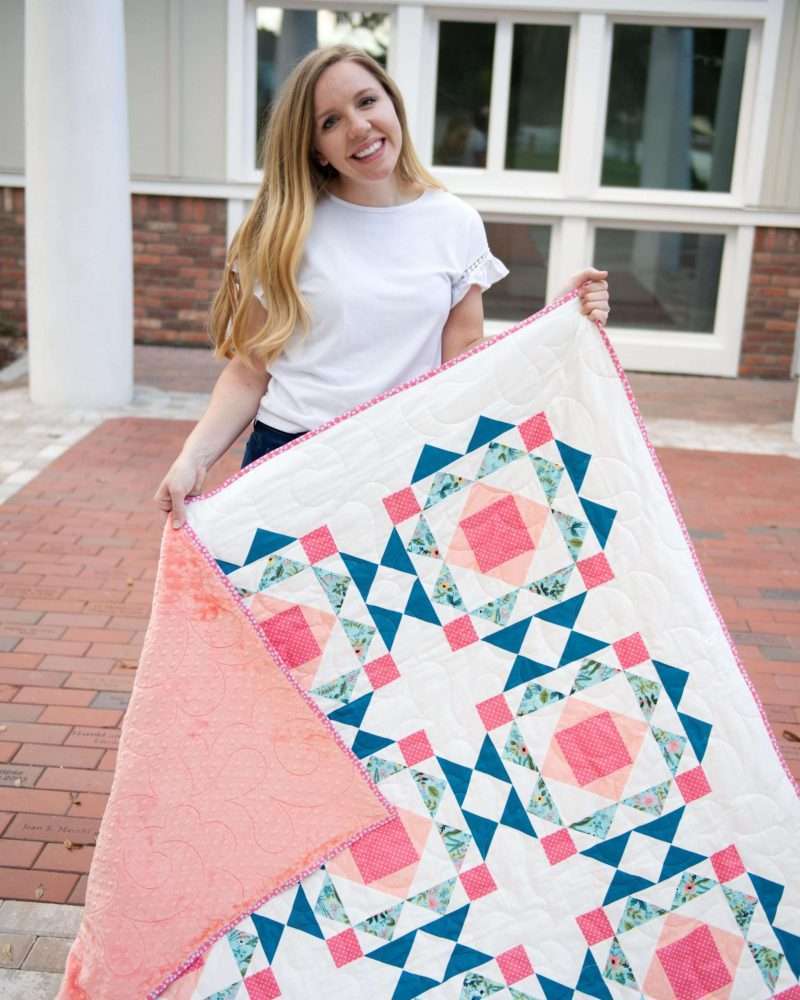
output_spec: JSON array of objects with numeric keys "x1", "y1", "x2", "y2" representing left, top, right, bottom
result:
[{"x1": 0, "y1": 418, "x2": 797, "y2": 904}]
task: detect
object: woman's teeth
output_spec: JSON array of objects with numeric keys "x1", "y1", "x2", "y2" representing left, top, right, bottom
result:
[{"x1": 353, "y1": 139, "x2": 383, "y2": 160}]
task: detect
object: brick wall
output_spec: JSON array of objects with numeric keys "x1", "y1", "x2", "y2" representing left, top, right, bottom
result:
[
  {"x1": 739, "y1": 227, "x2": 800, "y2": 378},
  {"x1": 133, "y1": 194, "x2": 227, "y2": 347},
  {"x1": 0, "y1": 187, "x2": 26, "y2": 337}
]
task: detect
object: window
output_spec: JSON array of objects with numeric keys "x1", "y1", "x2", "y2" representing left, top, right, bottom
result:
[
  {"x1": 483, "y1": 222, "x2": 551, "y2": 321},
  {"x1": 602, "y1": 24, "x2": 748, "y2": 191},
  {"x1": 256, "y1": 8, "x2": 390, "y2": 166},
  {"x1": 594, "y1": 228, "x2": 724, "y2": 332},
  {"x1": 433, "y1": 22, "x2": 495, "y2": 168}
]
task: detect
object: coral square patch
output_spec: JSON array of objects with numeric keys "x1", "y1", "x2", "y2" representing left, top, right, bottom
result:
[
  {"x1": 710, "y1": 844, "x2": 746, "y2": 883},
  {"x1": 541, "y1": 829, "x2": 577, "y2": 865},
  {"x1": 383, "y1": 487, "x2": 421, "y2": 524},
  {"x1": 497, "y1": 945, "x2": 534, "y2": 983},
  {"x1": 577, "y1": 552, "x2": 614, "y2": 589},
  {"x1": 350, "y1": 817, "x2": 420, "y2": 884},
  {"x1": 656, "y1": 924, "x2": 732, "y2": 999},
  {"x1": 327, "y1": 928, "x2": 363, "y2": 968},
  {"x1": 476, "y1": 694, "x2": 513, "y2": 731},
  {"x1": 244, "y1": 967, "x2": 281, "y2": 999},
  {"x1": 460, "y1": 863, "x2": 497, "y2": 900},
  {"x1": 576, "y1": 908, "x2": 615, "y2": 945},
  {"x1": 364, "y1": 654, "x2": 401, "y2": 689},
  {"x1": 299, "y1": 525, "x2": 337, "y2": 563},
  {"x1": 556, "y1": 711, "x2": 632, "y2": 786},
  {"x1": 518, "y1": 412, "x2": 553, "y2": 451},
  {"x1": 260, "y1": 605, "x2": 321, "y2": 669},
  {"x1": 614, "y1": 632, "x2": 650, "y2": 669},
  {"x1": 398, "y1": 729, "x2": 434, "y2": 766},
  {"x1": 444, "y1": 615, "x2": 479, "y2": 651},
  {"x1": 676, "y1": 766, "x2": 712, "y2": 803}
]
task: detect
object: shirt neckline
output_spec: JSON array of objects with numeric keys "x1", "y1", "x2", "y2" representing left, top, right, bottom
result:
[{"x1": 323, "y1": 187, "x2": 432, "y2": 213}]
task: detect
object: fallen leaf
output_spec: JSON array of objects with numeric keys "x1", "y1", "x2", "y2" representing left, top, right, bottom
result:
[
  {"x1": 63, "y1": 839, "x2": 73, "y2": 850},
  {"x1": 13, "y1": 778, "x2": 22, "y2": 787},
  {"x1": 1, "y1": 942, "x2": 13, "y2": 960},
  {"x1": 34, "y1": 884, "x2": 45, "y2": 899},
  {"x1": 784, "y1": 729, "x2": 800, "y2": 744}
]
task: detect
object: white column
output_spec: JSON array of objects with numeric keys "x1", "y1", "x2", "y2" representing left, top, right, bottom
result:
[{"x1": 25, "y1": 0, "x2": 133, "y2": 407}]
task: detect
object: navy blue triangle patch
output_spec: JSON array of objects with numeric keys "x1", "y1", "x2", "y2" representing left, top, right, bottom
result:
[
  {"x1": 538, "y1": 974, "x2": 575, "y2": 999},
  {"x1": 484, "y1": 616, "x2": 532, "y2": 654},
  {"x1": 536, "y1": 593, "x2": 586, "y2": 630},
  {"x1": 556, "y1": 441, "x2": 591, "y2": 493},
  {"x1": 462, "y1": 809, "x2": 498, "y2": 859},
  {"x1": 251, "y1": 914, "x2": 284, "y2": 964},
  {"x1": 412, "y1": 445, "x2": 463, "y2": 483},
  {"x1": 500, "y1": 786, "x2": 537, "y2": 838},
  {"x1": 404, "y1": 578, "x2": 440, "y2": 625},
  {"x1": 328, "y1": 692, "x2": 372, "y2": 728},
  {"x1": 750, "y1": 873, "x2": 784, "y2": 925},
  {"x1": 636, "y1": 807, "x2": 685, "y2": 844},
  {"x1": 659, "y1": 846, "x2": 706, "y2": 882},
  {"x1": 774, "y1": 926, "x2": 800, "y2": 978},
  {"x1": 370, "y1": 930, "x2": 417, "y2": 968},
  {"x1": 559, "y1": 631, "x2": 608, "y2": 666},
  {"x1": 392, "y1": 972, "x2": 440, "y2": 999},
  {"x1": 475, "y1": 734, "x2": 511, "y2": 783},
  {"x1": 215, "y1": 558, "x2": 240, "y2": 575},
  {"x1": 653, "y1": 660, "x2": 689, "y2": 710},
  {"x1": 341, "y1": 553, "x2": 379, "y2": 601},
  {"x1": 603, "y1": 869, "x2": 653, "y2": 906},
  {"x1": 466, "y1": 415, "x2": 516, "y2": 452},
  {"x1": 287, "y1": 886, "x2": 323, "y2": 938},
  {"x1": 244, "y1": 528, "x2": 295, "y2": 565},
  {"x1": 504, "y1": 655, "x2": 553, "y2": 690},
  {"x1": 438, "y1": 756, "x2": 472, "y2": 805},
  {"x1": 443, "y1": 943, "x2": 494, "y2": 981},
  {"x1": 367, "y1": 604, "x2": 403, "y2": 650},
  {"x1": 381, "y1": 530, "x2": 416, "y2": 575},
  {"x1": 582, "y1": 832, "x2": 630, "y2": 869},
  {"x1": 678, "y1": 712, "x2": 712, "y2": 763},
  {"x1": 580, "y1": 498, "x2": 617, "y2": 549},
  {"x1": 575, "y1": 949, "x2": 613, "y2": 999},
  {"x1": 352, "y1": 730, "x2": 393, "y2": 759},
  {"x1": 422, "y1": 905, "x2": 470, "y2": 942}
]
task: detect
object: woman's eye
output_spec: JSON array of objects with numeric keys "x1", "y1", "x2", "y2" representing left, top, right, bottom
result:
[{"x1": 323, "y1": 117, "x2": 336, "y2": 130}]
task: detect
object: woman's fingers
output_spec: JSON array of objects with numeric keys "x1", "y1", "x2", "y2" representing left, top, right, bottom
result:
[{"x1": 169, "y1": 489, "x2": 187, "y2": 529}]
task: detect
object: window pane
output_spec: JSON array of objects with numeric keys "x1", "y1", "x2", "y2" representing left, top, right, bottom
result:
[
  {"x1": 602, "y1": 25, "x2": 748, "y2": 191},
  {"x1": 256, "y1": 9, "x2": 390, "y2": 166},
  {"x1": 433, "y1": 22, "x2": 495, "y2": 167},
  {"x1": 483, "y1": 222, "x2": 551, "y2": 321},
  {"x1": 506, "y1": 25, "x2": 569, "y2": 171},
  {"x1": 594, "y1": 228, "x2": 724, "y2": 332}
]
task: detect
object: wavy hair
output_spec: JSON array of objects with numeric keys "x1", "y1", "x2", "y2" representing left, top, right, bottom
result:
[{"x1": 209, "y1": 44, "x2": 445, "y2": 368}]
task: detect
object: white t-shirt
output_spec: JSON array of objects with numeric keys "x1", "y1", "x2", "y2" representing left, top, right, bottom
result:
[{"x1": 251, "y1": 188, "x2": 509, "y2": 432}]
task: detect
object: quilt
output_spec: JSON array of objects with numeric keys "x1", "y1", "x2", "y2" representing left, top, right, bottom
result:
[{"x1": 58, "y1": 292, "x2": 800, "y2": 1000}]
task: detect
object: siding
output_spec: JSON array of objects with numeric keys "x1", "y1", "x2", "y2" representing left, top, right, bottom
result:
[{"x1": 759, "y1": 0, "x2": 800, "y2": 209}]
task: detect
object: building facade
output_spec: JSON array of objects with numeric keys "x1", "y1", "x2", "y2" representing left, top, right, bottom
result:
[{"x1": 1, "y1": 0, "x2": 798, "y2": 378}]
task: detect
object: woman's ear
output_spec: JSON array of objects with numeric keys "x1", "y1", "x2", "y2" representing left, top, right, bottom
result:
[{"x1": 313, "y1": 149, "x2": 328, "y2": 167}]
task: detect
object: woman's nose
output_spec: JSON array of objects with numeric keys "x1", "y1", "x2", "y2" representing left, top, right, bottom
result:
[{"x1": 348, "y1": 114, "x2": 371, "y2": 138}]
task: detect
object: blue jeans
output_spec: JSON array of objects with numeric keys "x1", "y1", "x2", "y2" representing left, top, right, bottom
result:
[{"x1": 241, "y1": 420, "x2": 307, "y2": 468}]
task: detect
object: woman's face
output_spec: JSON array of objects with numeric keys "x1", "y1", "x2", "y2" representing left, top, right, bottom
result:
[{"x1": 312, "y1": 60, "x2": 403, "y2": 194}]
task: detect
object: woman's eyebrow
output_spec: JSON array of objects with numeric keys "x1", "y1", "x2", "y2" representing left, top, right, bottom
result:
[{"x1": 316, "y1": 87, "x2": 374, "y2": 121}]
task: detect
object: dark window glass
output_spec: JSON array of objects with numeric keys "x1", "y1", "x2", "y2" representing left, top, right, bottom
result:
[
  {"x1": 433, "y1": 22, "x2": 495, "y2": 167},
  {"x1": 483, "y1": 222, "x2": 551, "y2": 321},
  {"x1": 506, "y1": 25, "x2": 570, "y2": 171},
  {"x1": 602, "y1": 25, "x2": 748, "y2": 191},
  {"x1": 594, "y1": 228, "x2": 724, "y2": 331}
]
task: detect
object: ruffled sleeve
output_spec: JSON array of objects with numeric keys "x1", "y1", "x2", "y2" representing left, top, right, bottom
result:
[{"x1": 451, "y1": 207, "x2": 509, "y2": 309}]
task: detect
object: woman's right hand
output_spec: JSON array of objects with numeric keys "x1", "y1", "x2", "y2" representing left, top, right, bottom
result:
[{"x1": 153, "y1": 452, "x2": 209, "y2": 529}]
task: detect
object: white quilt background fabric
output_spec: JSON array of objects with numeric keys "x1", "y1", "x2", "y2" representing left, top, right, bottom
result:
[{"x1": 179, "y1": 295, "x2": 800, "y2": 1000}]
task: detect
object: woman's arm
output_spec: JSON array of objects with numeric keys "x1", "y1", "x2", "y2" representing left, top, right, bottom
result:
[{"x1": 154, "y1": 297, "x2": 270, "y2": 527}]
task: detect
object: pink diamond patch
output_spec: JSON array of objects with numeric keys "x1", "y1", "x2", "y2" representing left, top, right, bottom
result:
[
  {"x1": 710, "y1": 844, "x2": 746, "y2": 883},
  {"x1": 541, "y1": 828, "x2": 577, "y2": 865},
  {"x1": 556, "y1": 711, "x2": 632, "y2": 786},
  {"x1": 460, "y1": 863, "x2": 497, "y2": 900},
  {"x1": 519, "y1": 412, "x2": 553, "y2": 451},
  {"x1": 657, "y1": 924, "x2": 732, "y2": 999},
  {"x1": 398, "y1": 729, "x2": 434, "y2": 766},
  {"x1": 476, "y1": 694, "x2": 513, "y2": 731},
  {"x1": 350, "y1": 816, "x2": 419, "y2": 884},
  {"x1": 576, "y1": 907, "x2": 615, "y2": 945},
  {"x1": 364, "y1": 654, "x2": 400, "y2": 689},
  {"x1": 460, "y1": 495, "x2": 535, "y2": 574},
  {"x1": 327, "y1": 928, "x2": 363, "y2": 968},
  {"x1": 383, "y1": 487, "x2": 421, "y2": 524},
  {"x1": 444, "y1": 615, "x2": 479, "y2": 651},
  {"x1": 497, "y1": 945, "x2": 533, "y2": 984},
  {"x1": 676, "y1": 765, "x2": 712, "y2": 803},
  {"x1": 245, "y1": 967, "x2": 281, "y2": 1000},
  {"x1": 776, "y1": 988, "x2": 800, "y2": 999},
  {"x1": 261, "y1": 605, "x2": 321, "y2": 669},
  {"x1": 299, "y1": 525, "x2": 337, "y2": 563},
  {"x1": 577, "y1": 552, "x2": 614, "y2": 590},
  {"x1": 614, "y1": 632, "x2": 649, "y2": 669}
]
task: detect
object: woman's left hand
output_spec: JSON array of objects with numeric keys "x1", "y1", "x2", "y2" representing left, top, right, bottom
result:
[{"x1": 559, "y1": 267, "x2": 611, "y2": 325}]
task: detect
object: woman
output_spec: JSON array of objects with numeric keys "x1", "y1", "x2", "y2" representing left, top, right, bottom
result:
[{"x1": 154, "y1": 44, "x2": 609, "y2": 527}]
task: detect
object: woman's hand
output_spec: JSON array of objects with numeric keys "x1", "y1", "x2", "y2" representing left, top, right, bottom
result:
[
  {"x1": 153, "y1": 451, "x2": 209, "y2": 529},
  {"x1": 557, "y1": 268, "x2": 611, "y2": 325}
]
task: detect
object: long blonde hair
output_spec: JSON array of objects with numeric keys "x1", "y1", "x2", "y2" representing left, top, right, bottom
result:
[{"x1": 210, "y1": 44, "x2": 445, "y2": 368}]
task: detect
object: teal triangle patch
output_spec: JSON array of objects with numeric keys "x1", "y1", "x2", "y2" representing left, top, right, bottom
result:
[
  {"x1": 462, "y1": 809, "x2": 498, "y2": 859},
  {"x1": 504, "y1": 655, "x2": 553, "y2": 690},
  {"x1": 750, "y1": 873, "x2": 785, "y2": 925},
  {"x1": 559, "y1": 631, "x2": 608, "y2": 666},
  {"x1": 774, "y1": 926, "x2": 800, "y2": 978},
  {"x1": 367, "y1": 604, "x2": 402, "y2": 650},
  {"x1": 500, "y1": 786, "x2": 537, "y2": 837},
  {"x1": 404, "y1": 578, "x2": 440, "y2": 625},
  {"x1": 244, "y1": 528, "x2": 295, "y2": 565},
  {"x1": 443, "y1": 943, "x2": 494, "y2": 981},
  {"x1": 381, "y1": 530, "x2": 416, "y2": 575},
  {"x1": 635, "y1": 806, "x2": 685, "y2": 844},
  {"x1": 659, "y1": 846, "x2": 706, "y2": 882},
  {"x1": 678, "y1": 712, "x2": 712, "y2": 763},
  {"x1": 393, "y1": 972, "x2": 440, "y2": 999},
  {"x1": 603, "y1": 870, "x2": 653, "y2": 906},
  {"x1": 536, "y1": 592, "x2": 586, "y2": 629},
  {"x1": 653, "y1": 660, "x2": 689, "y2": 709},
  {"x1": 352, "y1": 730, "x2": 392, "y2": 759},
  {"x1": 423, "y1": 904, "x2": 470, "y2": 942},
  {"x1": 251, "y1": 913, "x2": 283, "y2": 964},
  {"x1": 287, "y1": 885, "x2": 324, "y2": 938},
  {"x1": 369, "y1": 930, "x2": 417, "y2": 968},
  {"x1": 582, "y1": 832, "x2": 631, "y2": 869},
  {"x1": 475, "y1": 734, "x2": 511, "y2": 783},
  {"x1": 580, "y1": 498, "x2": 617, "y2": 549},
  {"x1": 556, "y1": 440, "x2": 591, "y2": 492},
  {"x1": 483, "y1": 616, "x2": 532, "y2": 654},
  {"x1": 412, "y1": 445, "x2": 463, "y2": 483},
  {"x1": 438, "y1": 756, "x2": 472, "y2": 805},
  {"x1": 537, "y1": 975, "x2": 575, "y2": 999},
  {"x1": 340, "y1": 553, "x2": 379, "y2": 601},
  {"x1": 575, "y1": 949, "x2": 613, "y2": 999},
  {"x1": 327, "y1": 691, "x2": 372, "y2": 727},
  {"x1": 466, "y1": 415, "x2": 515, "y2": 452},
  {"x1": 216, "y1": 559, "x2": 240, "y2": 575}
]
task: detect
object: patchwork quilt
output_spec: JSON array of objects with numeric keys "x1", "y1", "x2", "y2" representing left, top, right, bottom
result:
[{"x1": 58, "y1": 292, "x2": 800, "y2": 1000}]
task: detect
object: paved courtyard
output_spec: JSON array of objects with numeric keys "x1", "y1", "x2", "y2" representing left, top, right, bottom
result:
[{"x1": 0, "y1": 347, "x2": 797, "y2": 995}]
